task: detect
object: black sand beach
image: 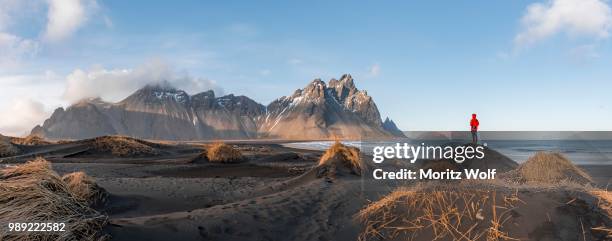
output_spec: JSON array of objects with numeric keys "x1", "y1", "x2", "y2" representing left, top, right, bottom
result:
[{"x1": 1, "y1": 137, "x2": 611, "y2": 240}]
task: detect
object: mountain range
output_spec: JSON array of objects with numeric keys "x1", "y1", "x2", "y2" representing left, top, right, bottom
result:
[{"x1": 32, "y1": 74, "x2": 404, "y2": 140}]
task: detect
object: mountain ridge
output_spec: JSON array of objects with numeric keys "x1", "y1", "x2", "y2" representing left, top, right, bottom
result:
[{"x1": 32, "y1": 74, "x2": 405, "y2": 140}]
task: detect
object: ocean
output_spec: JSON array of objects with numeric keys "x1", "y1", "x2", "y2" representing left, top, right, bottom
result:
[{"x1": 284, "y1": 139, "x2": 612, "y2": 165}]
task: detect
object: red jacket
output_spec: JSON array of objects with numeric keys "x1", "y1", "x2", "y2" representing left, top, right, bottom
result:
[{"x1": 470, "y1": 115, "x2": 479, "y2": 131}]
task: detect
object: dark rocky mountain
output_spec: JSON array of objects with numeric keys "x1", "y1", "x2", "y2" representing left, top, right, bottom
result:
[
  {"x1": 261, "y1": 74, "x2": 402, "y2": 139},
  {"x1": 382, "y1": 117, "x2": 405, "y2": 137},
  {"x1": 33, "y1": 74, "x2": 404, "y2": 140}
]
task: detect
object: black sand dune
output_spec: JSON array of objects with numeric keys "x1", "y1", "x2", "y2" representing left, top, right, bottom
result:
[{"x1": 0, "y1": 137, "x2": 610, "y2": 241}]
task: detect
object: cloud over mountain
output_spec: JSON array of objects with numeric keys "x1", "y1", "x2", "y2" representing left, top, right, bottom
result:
[
  {"x1": 62, "y1": 59, "x2": 222, "y2": 103},
  {"x1": 0, "y1": 98, "x2": 49, "y2": 136}
]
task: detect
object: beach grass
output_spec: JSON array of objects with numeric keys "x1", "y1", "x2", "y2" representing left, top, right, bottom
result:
[
  {"x1": 62, "y1": 171, "x2": 108, "y2": 207},
  {"x1": 357, "y1": 183, "x2": 519, "y2": 241},
  {"x1": 318, "y1": 141, "x2": 363, "y2": 176},
  {"x1": 516, "y1": 152, "x2": 592, "y2": 185},
  {"x1": 91, "y1": 135, "x2": 160, "y2": 157},
  {"x1": 206, "y1": 142, "x2": 243, "y2": 163},
  {"x1": 10, "y1": 135, "x2": 51, "y2": 146},
  {"x1": 0, "y1": 158, "x2": 107, "y2": 241}
]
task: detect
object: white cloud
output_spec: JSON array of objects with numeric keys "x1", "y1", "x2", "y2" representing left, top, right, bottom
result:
[
  {"x1": 0, "y1": 1, "x2": 41, "y2": 71},
  {"x1": 62, "y1": 59, "x2": 223, "y2": 103},
  {"x1": 515, "y1": 0, "x2": 612, "y2": 47},
  {"x1": 368, "y1": 63, "x2": 381, "y2": 77},
  {"x1": 0, "y1": 99, "x2": 50, "y2": 137},
  {"x1": 0, "y1": 32, "x2": 40, "y2": 70},
  {"x1": 0, "y1": 70, "x2": 62, "y2": 87},
  {"x1": 44, "y1": 0, "x2": 98, "y2": 42}
]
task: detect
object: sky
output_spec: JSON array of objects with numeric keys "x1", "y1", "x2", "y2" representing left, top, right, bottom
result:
[{"x1": 1, "y1": 0, "x2": 611, "y2": 136}]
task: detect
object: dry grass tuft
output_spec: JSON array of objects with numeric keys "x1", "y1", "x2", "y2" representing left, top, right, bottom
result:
[
  {"x1": 358, "y1": 184, "x2": 521, "y2": 241},
  {"x1": 206, "y1": 142, "x2": 243, "y2": 163},
  {"x1": 62, "y1": 172, "x2": 108, "y2": 207},
  {"x1": 10, "y1": 135, "x2": 52, "y2": 146},
  {"x1": 0, "y1": 158, "x2": 107, "y2": 241},
  {"x1": 1, "y1": 158, "x2": 54, "y2": 178},
  {"x1": 515, "y1": 152, "x2": 592, "y2": 185},
  {"x1": 317, "y1": 141, "x2": 363, "y2": 176},
  {"x1": 0, "y1": 138, "x2": 20, "y2": 157},
  {"x1": 590, "y1": 190, "x2": 612, "y2": 239},
  {"x1": 359, "y1": 182, "x2": 612, "y2": 241},
  {"x1": 90, "y1": 135, "x2": 159, "y2": 157}
]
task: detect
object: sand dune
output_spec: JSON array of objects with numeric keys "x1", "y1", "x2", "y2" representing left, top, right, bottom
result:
[
  {"x1": 358, "y1": 181, "x2": 611, "y2": 241},
  {"x1": 0, "y1": 138, "x2": 610, "y2": 241},
  {"x1": 108, "y1": 177, "x2": 362, "y2": 241},
  {"x1": 510, "y1": 151, "x2": 593, "y2": 185},
  {"x1": 10, "y1": 134, "x2": 52, "y2": 146}
]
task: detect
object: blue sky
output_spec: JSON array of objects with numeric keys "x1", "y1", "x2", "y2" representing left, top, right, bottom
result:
[{"x1": 1, "y1": 0, "x2": 611, "y2": 135}]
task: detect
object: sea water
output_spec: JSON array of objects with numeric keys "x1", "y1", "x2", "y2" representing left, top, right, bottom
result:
[{"x1": 284, "y1": 139, "x2": 612, "y2": 165}]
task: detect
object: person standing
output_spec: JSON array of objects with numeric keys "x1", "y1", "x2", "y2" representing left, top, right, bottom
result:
[{"x1": 470, "y1": 114, "x2": 479, "y2": 144}]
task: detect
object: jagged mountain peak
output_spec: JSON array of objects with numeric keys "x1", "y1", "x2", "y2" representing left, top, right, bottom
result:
[
  {"x1": 260, "y1": 74, "x2": 389, "y2": 139},
  {"x1": 192, "y1": 90, "x2": 215, "y2": 99},
  {"x1": 382, "y1": 117, "x2": 406, "y2": 137},
  {"x1": 143, "y1": 84, "x2": 187, "y2": 96},
  {"x1": 34, "y1": 74, "x2": 400, "y2": 140},
  {"x1": 300, "y1": 78, "x2": 327, "y2": 101},
  {"x1": 383, "y1": 117, "x2": 397, "y2": 127},
  {"x1": 123, "y1": 84, "x2": 190, "y2": 105},
  {"x1": 190, "y1": 90, "x2": 217, "y2": 109},
  {"x1": 309, "y1": 78, "x2": 325, "y2": 85},
  {"x1": 271, "y1": 74, "x2": 377, "y2": 114},
  {"x1": 332, "y1": 74, "x2": 355, "y2": 88},
  {"x1": 340, "y1": 73, "x2": 353, "y2": 80},
  {"x1": 215, "y1": 94, "x2": 266, "y2": 116},
  {"x1": 328, "y1": 74, "x2": 360, "y2": 103},
  {"x1": 292, "y1": 74, "x2": 362, "y2": 101}
]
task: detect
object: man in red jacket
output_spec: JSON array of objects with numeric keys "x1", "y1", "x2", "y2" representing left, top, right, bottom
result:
[{"x1": 470, "y1": 113, "x2": 479, "y2": 144}]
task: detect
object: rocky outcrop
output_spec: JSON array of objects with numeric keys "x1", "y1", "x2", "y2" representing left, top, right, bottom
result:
[
  {"x1": 33, "y1": 75, "x2": 403, "y2": 140},
  {"x1": 260, "y1": 74, "x2": 395, "y2": 139},
  {"x1": 382, "y1": 117, "x2": 406, "y2": 137}
]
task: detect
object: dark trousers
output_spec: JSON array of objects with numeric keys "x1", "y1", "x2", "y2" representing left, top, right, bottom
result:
[{"x1": 471, "y1": 130, "x2": 478, "y2": 144}]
